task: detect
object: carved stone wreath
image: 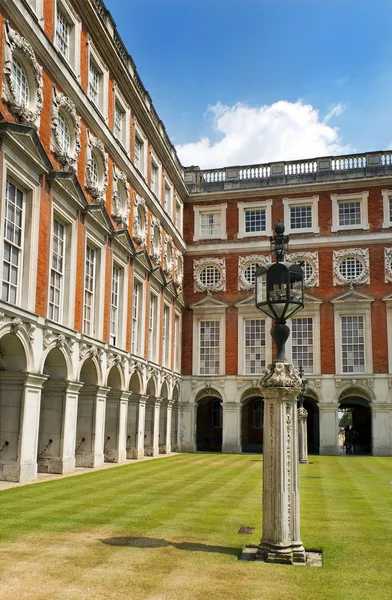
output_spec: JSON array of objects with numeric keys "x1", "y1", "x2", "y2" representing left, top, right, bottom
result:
[
  {"x1": 132, "y1": 194, "x2": 147, "y2": 248},
  {"x1": 163, "y1": 235, "x2": 174, "y2": 277},
  {"x1": 150, "y1": 216, "x2": 162, "y2": 265},
  {"x1": 174, "y1": 248, "x2": 184, "y2": 289},
  {"x1": 333, "y1": 248, "x2": 369, "y2": 286},
  {"x1": 51, "y1": 86, "x2": 81, "y2": 171},
  {"x1": 85, "y1": 131, "x2": 108, "y2": 203},
  {"x1": 238, "y1": 255, "x2": 270, "y2": 291},
  {"x1": 2, "y1": 22, "x2": 43, "y2": 127},
  {"x1": 385, "y1": 248, "x2": 392, "y2": 283},
  {"x1": 112, "y1": 165, "x2": 130, "y2": 227},
  {"x1": 194, "y1": 258, "x2": 225, "y2": 293},
  {"x1": 287, "y1": 251, "x2": 319, "y2": 287}
]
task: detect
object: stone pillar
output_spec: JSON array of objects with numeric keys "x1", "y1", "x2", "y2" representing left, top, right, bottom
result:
[
  {"x1": 179, "y1": 402, "x2": 197, "y2": 452},
  {"x1": 372, "y1": 405, "x2": 392, "y2": 456},
  {"x1": 319, "y1": 404, "x2": 339, "y2": 456},
  {"x1": 76, "y1": 385, "x2": 109, "y2": 468},
  {"x1": 0, "y1": 372, "x2": 46, "y2": 483},
  {"x1": 222, "y1": 402, "x2": 242, "y2": 453},
  {"x1": 163, "y1": 401, "x2": 173, "y2": 454},
  {"x1": 136, "y1": 395, "x2": 147, "y2": 459},
  {"x1": 256, "y1": 364, "x2": 306, "y2": 565},
  {"x1": 298, "y1": 406, "x2": 309, "y2": 464},
  {"x1": 104, "y1": 391, "x2": 130, "y2": 463},
  {"x1": 153, "y1": 397, "x2": 162, "y2": 457},
  {"x1": 60, "y1": 381, "x2": 83, "y2": 473}
]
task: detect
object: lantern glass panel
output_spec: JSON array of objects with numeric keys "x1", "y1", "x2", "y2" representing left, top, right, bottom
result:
[{"x1": 256, "y1": 269, "x2": 267, "y2": 305}]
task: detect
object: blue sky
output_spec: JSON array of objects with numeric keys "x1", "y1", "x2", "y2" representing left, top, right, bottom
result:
[{"x1": 105, "y1": 0, "x2": 392, "y2": 168}]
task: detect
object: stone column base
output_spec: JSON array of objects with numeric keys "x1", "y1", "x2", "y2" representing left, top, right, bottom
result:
[
  {"x1": 299, "y1": 458, "x2": 309, "y2": 464},
  {"x1": 0, "y1": 461, "x2": 37, "y2": 483},
  {"x1": 256, "y1": 541, "x2": 306, "y2": 565},
  {"x1": 104, "y1": 449, "x2": 126, "y2": 463},
  {"x1": 128, "y1": 447, "x2": 144, "y2": 459},
  {"x1": 76, "y1": 452, "x2": 104, "y2": 468},
  {"x1": 38, "y1": 456, "x2": 75, "y2": 474}
]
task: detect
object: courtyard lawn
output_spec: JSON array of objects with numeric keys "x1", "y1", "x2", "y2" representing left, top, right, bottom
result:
[{"x1": 0, "y1": 455, "x2": 391, "y2": 600}]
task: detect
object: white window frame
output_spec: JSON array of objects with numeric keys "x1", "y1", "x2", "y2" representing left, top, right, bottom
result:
[
  {"x1": 331, "y1": 192, "x2": 369, "y2": 232},
  {"x1": 109, "y1": 255, "x2": 127, "y2": 350},
  {"x1": 238, "y1": 200, "x2": 272, "y2": 238},
  {"x1": 150, "y1": 152, "x2": 161, "y2": 200},
  {"x1": 332, "y1": 299, "x2": 372, "y2": 375},
  {"x1": 238, "y1": 308, "x2": 272, "y2": 375},
  {"x1": 1, "y1": 180, "x2": 26, "y2": 307},
  {"x1": 193, "y1": 204, "x2": 227, "y2": 241},
  {"x1": 382, "y1": 190, "x2": 392, "y2": 229},
  {"x1": 175, "y1": 196, "x2": 183, "y2": 235},
  {"x1": 131, "y1": 272, "x2": 146, "y2": 357},
  {"x1": 192, "y1": 310, "x2": 226, "y2": 376},
  {"x1": 148, "y1": 289, "x2": 159, "y2": 363},
  {"x1": 134, "y1": 123, "x2": 148, "y2": 177},
  {"x1": 82, "y1": 228, "x2": 106, "y2": 340},
  {"x1": 174, "y1": 311, "x2": 181, "y2": 373},
  {"x1": 27, "y1": 0, "x2": 44, "y2": 22},
  {"x1": 113, "y1": 83, "x2": 130, "y2": 152},
  {"x1": 87, "y1": 40, "x2": 108, "y2": 118},
  {"x1": 164, "y1": 178, "x2": 173, "y2": 218},
  {"x1": 0, "y1": 157, "x2": 41, "y2": 314},
  {"x1": 283, "y1": 196, "x2": 319, "y2": 234},
  {"x1": 54, "y1": 0, "x2": 81, "y2": 76},
  {"x1": 162, "y1": 302, "x2": 171, "y2": 368},
  {"x1": 286, "y1": 301, "x2": 321, "y2": 374}
]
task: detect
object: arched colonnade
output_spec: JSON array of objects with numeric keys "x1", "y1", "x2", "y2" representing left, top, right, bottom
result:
[{"x1": 0, "y1": 325, "x2": 180, "y2": 483}]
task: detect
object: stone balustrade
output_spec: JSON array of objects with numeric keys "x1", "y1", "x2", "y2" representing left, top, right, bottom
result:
[{"x1": 184, "y1": 151, "x2": 392, "y2": 192}]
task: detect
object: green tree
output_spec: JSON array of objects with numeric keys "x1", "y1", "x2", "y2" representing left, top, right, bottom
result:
[{"x1": 339, "y1": 411, "x2": 352, "y2": 428}]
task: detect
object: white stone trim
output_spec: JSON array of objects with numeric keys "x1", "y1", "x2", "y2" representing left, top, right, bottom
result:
[
  {"x1": 131, "y1": 271, "x2": 146, "y2": 358},
  {"x1": 286, "y1": 251, "x2": 319, "y2": 287},
  {"x1": 85, "y1": 130, "x2": 108, "y2": 203},
  {"x1": 110, "y1": 252, "x2": 128, "y2": 351},
  {"x1": 283, "y1": 195, "x2": 320, "y2": 234},
  {"x1": 173, "y1": 247, "x2": 184, "y2": 290},
  {"x1": 51, "y1": 86, "x2": 81, "y2": 171},
  {"x1": 132, "y1": 194, "x2": 148, "y2": 248},
  {"x1": 150, "y1": 215, "x2": 162, "y2": 266},
  {"x1": 2, "y1": 22, "x2": 43, "y2": 127},
  {"x1": 83, "y1": 225, "x2": 106, "y2": 341},
  {"x1": 238, "y1": 199, "x2": 272, "y2": 238},
  {"x1": 385, "y1": 248, "x2": 392, "y2": 283},
  {"x1": 112, "y1": 165, "x2": 130, "y2": 227},
  {"x1": 238, "y1": 255, "x2": 270, "y2": 291},
  {"x1": 163, "y1": 235, "x2": 174, "y2": 277},
  {"x1": 333, "y1": 248, "x2": 369, "y2": 286},
  {"x1": 285, "y1": 301, "x2": 322, "y2": 375},
  {"x1": 150, "y1": 150, "x2": 162, "y2": 200},
  {"x1": 194, "y1": 258, "x2": 226, "y2": 293},
  {"x1": 112, "y1": 82, "x2": 130, "y2": 152},
  {"x1": 134, "y1": 121, "x2": 148, "y2": 177},
  {"x1": 331, "y1": 191, "x2": 369, "y2": 232},
  {"x1": 193, "y1": 204, "x2": 227, "y2": 241},
  {"x1": 163, "y1": 177, "x2": 173, "y2": 218},
  {"x1": 382, "y1": 190, "x2": 392, "y2": 229},
  {"x1": 87, "y1": 38, "x2": 109, "y2": 119},
  {"x1": 27, "y1": 0, "x2": 44, "y2": 22},
  {"x1": 53, "y1": 0, "x2": 81, "y2": 77}
]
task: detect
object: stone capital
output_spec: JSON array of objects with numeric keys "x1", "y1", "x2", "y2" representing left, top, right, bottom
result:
[{"x1": 260, "y1": 362, "x2": 302, "y2": 389}]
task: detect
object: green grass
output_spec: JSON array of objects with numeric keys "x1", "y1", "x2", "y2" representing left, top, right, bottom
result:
[{"x1": 0, "y1": 454, "x2": 391, "y2": 600}]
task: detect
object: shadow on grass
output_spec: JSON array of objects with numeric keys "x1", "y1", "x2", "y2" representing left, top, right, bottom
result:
[{"x1": 100, "y1": 536, "x2": 240, "y2": 557}]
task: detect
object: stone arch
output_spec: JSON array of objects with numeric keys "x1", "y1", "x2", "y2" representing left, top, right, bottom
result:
[
  {"x1": 337, "y1": 385, "x2": 373, "y2": 455},
  {"x1": 335, "y1": 383, "x2": 375, "y2": 405},
  {"x1": 106, "y1": 364, "x2": 124, "y2": 391},
  {"x1": 76, "y1": 357, "x2": 100, "y2": 468},
  {"x1": 41, "y1": 344, "x2": 72, "y2": 381},
  {"x1": 195, "y1": 388, "x2": 223, "y2": 452},
  {"x1": 160, "y1": 381, "x2": 169, "y2": 399},
  {"x1": 0, "y1": 326, "x2": 33, "y2": 372},
  {"x1": 146, "y1": 376, "x2": 157, "y2": 398},
  {"x1": 78, "y1": 355, "x2": 102, "y2": 386},
  {"x1": 104, "y1": 365, "x2": 125, "y2": 463},
  {"x1": 172, "y1": 384, "x2": 179, "y2": 402},
  {"x1": 194, "y1": 385, "x2": 223, "y2": 404},
  {"x1": 129, "y1": 370, "x2": 142, "y2": 394},
  {"x1": 240, "y1": 387, "x2": 264, "y2": 454}
]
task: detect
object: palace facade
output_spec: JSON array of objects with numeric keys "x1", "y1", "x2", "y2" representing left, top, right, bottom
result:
[{"x1": 0, "y1": 0, "x2": 391, "y2": 483}]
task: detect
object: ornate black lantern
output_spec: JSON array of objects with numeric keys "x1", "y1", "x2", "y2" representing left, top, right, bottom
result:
[{"x1": 255, "y1": 222, "x2": 304, "y2": 362}]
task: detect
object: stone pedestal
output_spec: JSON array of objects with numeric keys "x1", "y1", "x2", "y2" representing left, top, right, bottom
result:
[
  {"x1": 298, "y1": 406, "x2": 309, "y2": 464},
  {"x1": 256, "y1": 363, "x2": 306, "y2": 565}
]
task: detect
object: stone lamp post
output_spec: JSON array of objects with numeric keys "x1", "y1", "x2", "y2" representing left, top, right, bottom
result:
[
  {"x1": 298, "y1": 366, "x2": 309, "y2": 465},
  {"x1": 254, "y1": 222, "x2": 307, "y2": 565}
]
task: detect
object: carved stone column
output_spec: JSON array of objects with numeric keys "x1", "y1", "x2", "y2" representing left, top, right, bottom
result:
[
  {"x1": 298, "y1": 406, "x2": 309, "y2": 464},
  {"x1": 256, "y1": 363, "x2": 306, "y2": 565}
]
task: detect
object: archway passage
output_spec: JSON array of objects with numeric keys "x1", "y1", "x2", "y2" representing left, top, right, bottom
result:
[
  {"x1": 196, "y1": 397, "x2": 222, "y2": 452},
  {"x1": 76, "y1": 358, "x2": 99, "y2": 468},
  {"x1": 339, "y1": 397, "x2": 372, "y2": 455},
  {"x1": 303, "y1": 396, "x2": 320, "y2": 455},
  {"x1": 241, "y1": 397, "x2": 263, "y2": 453}
]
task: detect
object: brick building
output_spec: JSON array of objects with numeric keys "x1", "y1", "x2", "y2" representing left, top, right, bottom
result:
[{"x1": 0, "y1": 1, "x2": 391, "y2": 484}]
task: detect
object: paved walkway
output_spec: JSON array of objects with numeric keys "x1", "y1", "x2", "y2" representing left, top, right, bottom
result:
[{"x1": 0, "y1": 452, "x2": 179, "y2": 491}]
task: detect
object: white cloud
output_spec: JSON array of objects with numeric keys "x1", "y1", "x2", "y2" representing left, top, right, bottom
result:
[{"x1": 176, "y1": 100, "x2": 350, "y2": 169}]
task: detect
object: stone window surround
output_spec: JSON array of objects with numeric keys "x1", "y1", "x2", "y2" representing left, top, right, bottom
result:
[
  {"x1": 85, "y1": 131, "x2": 109, "y2": 203},
  {"x1": 51, "y1": 86, "x2": 81, "y2": 172},
  {"x1": 150, "y1": 150, "x2": 162, "y2": 200},
  {"x1": 192, "y1": 310, "x2": 226, "y2": 377},
  {"x1": 0, "y1": 150, "x2": 41, "y2": 314},
  {"x1": 49, "y1": 197, "x2": 78, "y2": 329},
  {"x1": 87, "y1": 38, "x2": 109, "y2": 118},
  {"x1": 174, "y1": 309, "x2": 182, "y2": 373},
  {"x1": 238, "y1": 255, "x2": 270, "y2": 291},
  {"x1": 237, "y1": 307, "x2": 272, "y2": 376},
  {"x1": 83, "y1": 225, "x2": 106, "y2": 341},
  {"x1": 27, "y1": 0, "x2": 44, "y2": 22},
  {"x1": 193, "y1": 203, "x2": 227, "y2": 242},
  {"x1": 163, "y1": 234, "x2": 174, "y2": 277},
  {"x1": 238, "y1": 199, "x2": 272, "y2": 239},
  {"x1": 331, "y1": 191, "x2": 369, "y2": 232},
  {"x1": 382, "y1": 190, "x2": 392, "y2": 229},
  {"x1": 333, "y1": 248, "x2": 370, "y2": 286},
  {"x1": 331, "y1": 294, "x2": 373, "y2": 375},
  {"x1": 150, "y1": 215, "x2": 162, "y2": 266},
  {"x1": 286, "y1": 251, "x2": 319, "y2": 288},
  {"x1": 132, "y1": 193, "x2": 148, "y2": 248},
  {"x1": 282, "y1": 195, "x2": 320, "y2": 234},
  {"x1": 194, "y1": 257, "x2": 226, "y2": 293},
  {"x1": 131, "y1": 266, "x2": 147, "y2": 358},
  {"x1": 2, "y1": 23, "x2": 43, "y2": 128},
  {"x1": 173, "y1": 247, "x2": 184, "y2": 289},
  {"x1": 53, "y1": 0, "x2": 81, "y2": 77},
  {"x1": 112, "y1": 82, "x2": 130, "y2": 152},
  {"x1": 162, "y1": 301, "x2": 172, "y2": 368},
  {"x1": 134, "y1": 120, "x2": 148, "y2": 177},
  {"x1": 164, "y1": 177, "x2": 174, "y2": 218},
  {"x1": 148, "y1": 285, "x2": 160, "y2": 363},
  {"x1": 109, "y1": 251, "x2": 128, "y2": 351},
  {"x1": 175, "y1": 195, "x2": 183, "y2": 235},
  {"x1": 285, "y1": 303, "x2": 321, "y2": 375}
]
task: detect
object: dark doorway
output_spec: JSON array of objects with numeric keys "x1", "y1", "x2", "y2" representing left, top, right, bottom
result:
[
  {"x1": 339, "y1": 397, "x2": 372, "y2": 455},
  {"x1": 196, "y1": 397, "x2": 222, "y2": 452},
  {"x1": 241, "y1": 397, "x2": 264, "y2": 453},
  {"x1": 303, "y1": 396, "x2": 320, "y2": 455}
]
